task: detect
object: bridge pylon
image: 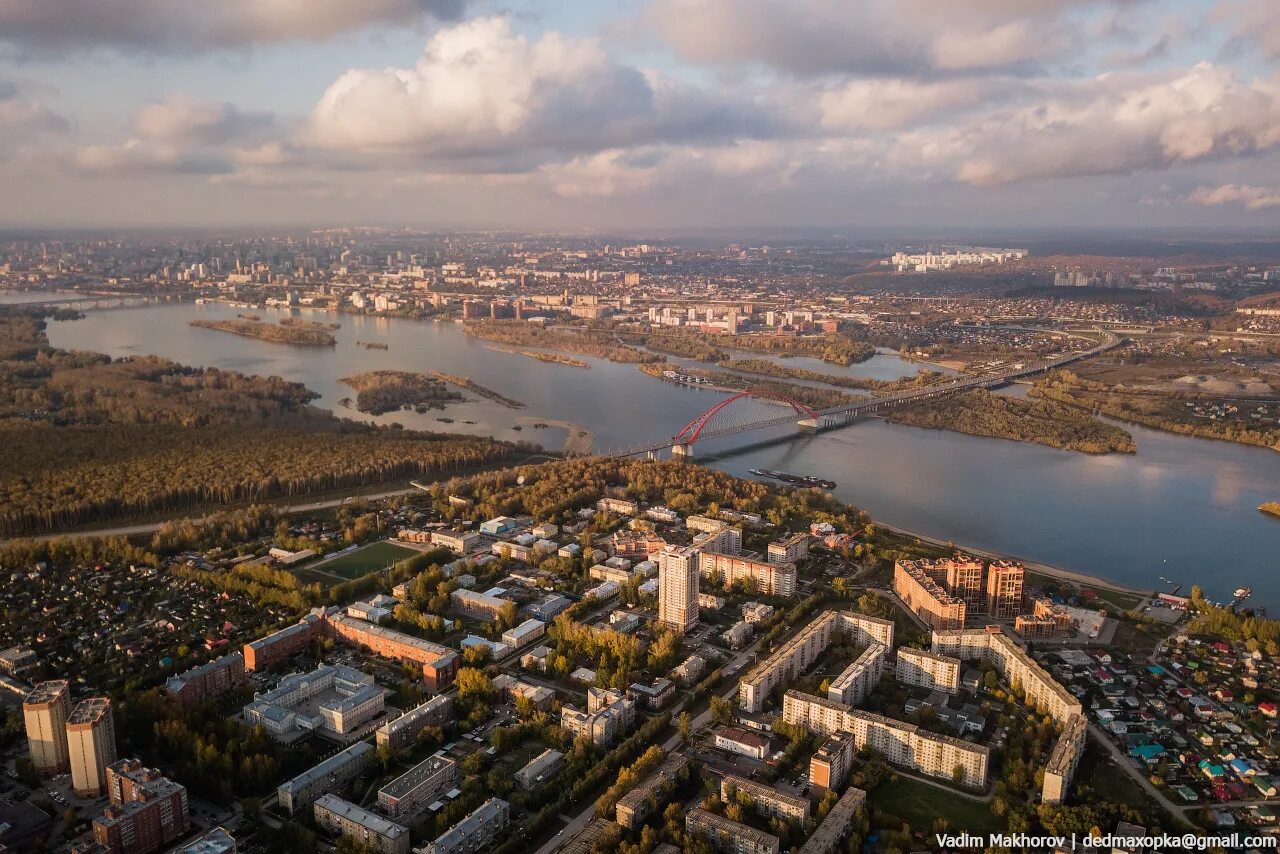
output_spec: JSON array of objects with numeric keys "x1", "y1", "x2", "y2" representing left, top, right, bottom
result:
[
  {"x1": 797, "y1": 417, "x2": 820, "y2": 433},
  {"x1": 671, "y1": 443, "x2": 694, "y2": 459}
]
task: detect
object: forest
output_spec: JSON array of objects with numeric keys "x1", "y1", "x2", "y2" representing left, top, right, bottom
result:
[
  {"x1": 640, "y1": 362, "x2": 860, "y2": 410},
  {"x1": 338, "y1": 370, "x2": 462, "y2": 414},
  {"x1": 887, "y1": 388, "x2": 1136, "y2": 454},
  {"x1": 0, "y1": 310, "x2": 522, "y2": 535},
  {"x1": 464, "y1": 320, "x2": 660, "y2": 363},
  {"x1": 720, "y1": 357, "x2": 945, "y2": 393},
  {"x1": 189, "y1": 317, "x2": 337, "y2": 346}
]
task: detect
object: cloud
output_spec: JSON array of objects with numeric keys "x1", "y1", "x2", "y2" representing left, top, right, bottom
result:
[
  {"x1": 306, "y1": 17, "x2": 772, "y2": 165},
  {"x1": 0, "y1": 0, "x2": 465, "y2": 54},
  {"x1": 71, "y1": 94, "x2": 275, "y2": 176},
  {"x1": 0, "y1": 80, "x2": 68, "y2": 136},
  {"x1": 817, "y1": 78, "x2": 1012, "y2": 132},
  {"x1": 644, "y1": 0, "x2": 1131, "y2": 77},
  {"x1": 1215, "y1": 2, "x2": 1280, "y2": 61},
  {"x1": 1188, "y1": 183, "x2": 1280, "y2": 210},
  {"x1": 904, "y1": 63, "x2": 1280, "y2": 185}
]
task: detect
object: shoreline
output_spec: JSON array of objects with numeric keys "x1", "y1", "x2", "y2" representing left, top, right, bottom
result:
[
  {"x1": 515, "y1": 416, "x2": 596, "y2": 456},
  {"x1": 874, "y1": 519, "x2": 1150, "y2": 598}
]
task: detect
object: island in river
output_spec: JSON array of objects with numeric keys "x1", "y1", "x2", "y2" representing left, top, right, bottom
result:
[
  {"x1": 190, "y1": 317, "x2": 336, "y2": 347},
  {"x1": 339, "y1": 371, "x2": 462, "y2": 415},
  {"x1": 1262, "y1": 502, "x2": 1280, "y2": 520}
]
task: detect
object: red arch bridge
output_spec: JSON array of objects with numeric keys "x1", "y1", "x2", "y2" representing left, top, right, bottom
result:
[{"x1": 600, "y1": 333, "x2": 1124, "y2": 459}]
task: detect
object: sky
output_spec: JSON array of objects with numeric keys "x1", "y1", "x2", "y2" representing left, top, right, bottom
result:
[{"x1": 3, "y1": 0, "x2": 1280, "y2": 231}]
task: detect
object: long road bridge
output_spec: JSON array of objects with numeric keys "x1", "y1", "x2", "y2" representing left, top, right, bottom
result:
[{"x1": 602, "y1": 333, "x2": 1123, "y2": 459}]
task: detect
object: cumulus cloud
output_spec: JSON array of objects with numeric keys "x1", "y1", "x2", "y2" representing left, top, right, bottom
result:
[
  {"x1": 1215, "y1": 1, "x2": 1280, "y2": 60},
  {"x1": 818, "y1": 78, "x2": 1012, "y2": 132},
  {"x1": 645, "y1": 0, "x2": 1130, "y2": 77},
  {"x1": 1189, "y1": 184, "x2": 1280, "y2": 210},
  {"x1": 306, "y1": 17, "x2": 772, "y2": 164},
  {"x1": 0, "y1": 0, "x2": 465, "y2": 54},
  {"x1": 72, "y1": 95, "x2": 275, "y2": 176},
  {"x1": 905, "y1": 63, "x2": 1280, "y2": 185},
  {"x1": 0, "y1": 80, "x2": 68, "y2": 137}
]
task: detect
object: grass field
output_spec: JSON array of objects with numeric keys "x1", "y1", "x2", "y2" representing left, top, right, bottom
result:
[
  {"x1": 868, "y1": 775, "x2": 1002, "y2": 835},
  {"x1": 299, "y1": 540, "x2": 419, "y2": 583}
]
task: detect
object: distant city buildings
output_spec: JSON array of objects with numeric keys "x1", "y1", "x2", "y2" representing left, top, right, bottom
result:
[{"x1": 887, "y1": 247, "x2": 1028, "y2": 272}]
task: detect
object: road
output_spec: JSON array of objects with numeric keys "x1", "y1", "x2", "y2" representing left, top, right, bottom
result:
[
  {"x1": 535, "y1": 630, "x2": 767, "y2": 854},
  {"x1": 8, "y1": 489, "x2": 420, "y2": 543},
  {"x1": 1087, "y1": 722, "x2": 1193, "y2": 826}
]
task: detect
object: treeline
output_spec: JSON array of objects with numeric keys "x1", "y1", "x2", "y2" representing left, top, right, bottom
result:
[
  {"x1": 0, "y1": 420, "x2": 517, "y2": 535},
  {"x1": 712, "y1": 331, "x2": 875, "y2": 366},
  {"x1": 1187, "y1": 586, "x2": 1280, "y2": 653},
  {"x1": 426, "y1": 457, "x2": 870, "y2": 533},
  {"x1": 189, "y1": 318, "x2": 336, "y2": 346},
  {"x1": 642, "y1": 362, "x2": 860, "y2": 410},
  {"x1": 887, "y1": 389, "x2": 1136, "y2": 454},
  {"x1": 464, "y1": 320, "x2": 660, "y2": 363},
  {"x1": 338, "y1": 370, "x2": 462, "y2": 414}
]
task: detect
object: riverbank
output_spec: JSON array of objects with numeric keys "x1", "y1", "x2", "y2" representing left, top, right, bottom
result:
[
  {"x1": 482, "y1": 344, "x2": 590, "y2": 368},
  {"x1": 515, "y1": 416, "x2": 596, "y2": 455},
  {"x1": 875, "y1": 518, "x2": 1151, "y2": 602}
]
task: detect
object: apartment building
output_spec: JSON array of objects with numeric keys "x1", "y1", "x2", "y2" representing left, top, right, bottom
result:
[
  {"x1": 67, "y1": 698, "x2": 116, "y2": 797},
  {"x1": 809, "y1": 731, "x2": 856, "y2": 791},
  {"x1": 94, "y1": 760, "x2": 190, "y2": 854},
  {"x1": 243, "y1": 613, "x2": 323, "y2": 670},
  {"x1": 597, "y1": 497, "x2": 639, "y2": 515},
  {"x1": 164, "y1": 653, "x2": 247, "y2": 709},
  {"x1": 931, "y1": 627, "x2": 1082, "y2": 725},
  {"x1": 243, "y1": 664, "x2": 382, "y2": 737},
  {"x1": 278, "y1": 741, "x2": 375, "y2": 814},
  {"x1": 450, "y1": 588, "x2": 510, "y2": 620},
  {"x1": 896, "y1": 648, "x2": 962, "y2": 694},
  {"x1": 783, "y1": 691, "x2": 990, "y2": 788},
  {"x1": 1042, "y1": 713, "x2": 1087, "y2": 805},
  {"x1": 740, "y1": 611, "x2": 837, "y2": 712},
  {"x1": 313, "y1": 794, "x2": 410, "y2": 854},
  {"x1": 685, "y1": 807, "x2": 781, "y2": 854},
  {"x1": 23, "y1": 680, "x2": 70, "y2": 774},
  {"x1": 377, "y1": 755, "x2": 458, "y2": 819},
  {"x1": 721, "y1": 775, "x2": 811, "y2": 822},
  {"x1": 893, "y1": 560, "x2": 966, "y2": 630},
  {"x1": 376, "y1": 695, "x2": 452, "y2": 751},
  {"x1": 767, "y1": 533, "x2": 810, "y2": 564},
  {"x1": 323, "y1": 613, "x2": 459, "y2": 691},
  {"x1": 502, "y1": 618, "x2": 546, "y2": 648},
  {"x1": 798, "y1": 786, "x2": 867, "y2": 854},
  {"x1": 561, "y1": 688, "x2": 636, "y2": 747},
  {"x1": 1015, "y1": 599, "x2": 1077, "y2": 638},
  {"x1": 686, "y1": 514, "x2": 728, "y2": 534},
  {"x1": 419, "y1": 798, "x2": 509, "y2": 854},
  {"x1": 827, "y1": 642, "x2": 887, "y2": 707},
  {"x1": 700, "y1": 551, "x2": 797, "y2": 597},
  {"x1": 431, "y1": 529, "x2": 480, "y2": 553},
  {"x1": 986, "y1": 561, "x2": 1025, "y2": 619},
  {"x1": 739, "y1": 610, "x2": 894, "y2": 713},
  {"x1": 616, "y1": 754, "x2": 687, "y2": 830},
  {"x1": 657, "y1": 545, "x2": 700, "y2": 634},
  {"x1": 515, "y1": 749, "x2": 564, "y2": 790}
]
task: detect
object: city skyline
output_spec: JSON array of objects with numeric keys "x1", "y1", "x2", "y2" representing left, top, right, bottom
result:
[{"x1": 4, "y1": 0, "x2": 1280, "y2": 229}]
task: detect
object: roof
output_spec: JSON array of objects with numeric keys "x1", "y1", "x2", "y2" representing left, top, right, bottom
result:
[{"x1": 314, "y1": 793, "x2": 407, "y2": 839}]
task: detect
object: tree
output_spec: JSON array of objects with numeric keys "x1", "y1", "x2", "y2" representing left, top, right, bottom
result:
[
  {"x1": 677, "y1": 711, "x2": 692, "y2": 741},
  {"x1": 710, "y1": 696, "x2": 734, "y2": 725},
  {"x1": 456, "y1": 667, "x2": 493, "y2": 700}
]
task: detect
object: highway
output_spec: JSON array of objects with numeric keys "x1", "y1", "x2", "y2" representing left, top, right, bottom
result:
[{"x1": 604, "y1": 332, "x2": 1124, "y2": 457}]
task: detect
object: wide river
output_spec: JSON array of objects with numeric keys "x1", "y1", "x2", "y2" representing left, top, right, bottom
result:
[{"x1": 38, "y1": 301, "x2": 1280, "y2": 607}]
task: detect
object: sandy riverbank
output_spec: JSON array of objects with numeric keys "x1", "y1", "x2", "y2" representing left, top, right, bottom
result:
[{"x1": 516, "y1": 416, "x2": 596, "y2": 455}]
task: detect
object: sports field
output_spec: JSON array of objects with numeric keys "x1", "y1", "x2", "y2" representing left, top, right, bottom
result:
[{"x1": 300, "y1": 540, "x2": 419, "y2": 583}]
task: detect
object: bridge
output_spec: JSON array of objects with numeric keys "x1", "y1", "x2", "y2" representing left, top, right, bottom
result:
[{"x1": 601, "y1": 334, "x2": 1123, "y2": 459}]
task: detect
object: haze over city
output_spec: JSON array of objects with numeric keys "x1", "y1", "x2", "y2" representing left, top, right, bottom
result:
[{"x1": 4, "y1": 0, "x2": 1280, "y2": 229}]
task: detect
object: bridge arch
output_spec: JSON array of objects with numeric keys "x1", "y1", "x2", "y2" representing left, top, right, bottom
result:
[{"x1": 671, "y1": 390, "x2": 818, "y2": 447}]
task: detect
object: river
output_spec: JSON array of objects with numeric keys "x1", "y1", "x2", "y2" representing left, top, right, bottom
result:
[{"x1": 35, "y1": 300, "x2": 1280, "y2": 608}]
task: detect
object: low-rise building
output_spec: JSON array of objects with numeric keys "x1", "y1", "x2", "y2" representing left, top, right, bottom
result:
[
  {"x1": 515, "y1": 748, "x2": 564, "y2": 789},
  {"x1": 714, "y1": 726, "x2": 770, "y2": 760},
  {"x1": 278, "y1": 741, "x2": 375, "y2": 814},
  {"x1": 561, "y1": 688, "x2": 635, "y2": 747},
  {"x1": 722, "y1": 775, "x2": 810, "y2": 822},
  {"x1": 377, "y1": 755, "x2": 458, "y2": 819},
  {"x1": 431, "y1": 530, "x2": 480, "y2": 553},
  {"x1": 685, "y1": 807, "x2": 780, "y2": 854},
  {"x1": 418, "y1": 798, "x2": 509, "y2": 854},
  {"x1": 616, "y1": 753, "x2": 687, "y2": 830},
  {"x1": 375, "y1": 695, "x2": 452, "y2": 751},
  {"x1": 313, "y1": 794, "x2": 409, "y2": 854}
]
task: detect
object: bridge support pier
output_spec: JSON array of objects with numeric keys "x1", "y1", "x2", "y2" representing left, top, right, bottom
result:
[
  {"x1": 671, "y1": 443, "x2": 694, "y2": 460},
  {"x1": 646, "y1": 450, "x2": 658, "y2": 461},
  {"x1": 796, "y1": 417, "x2": 820, "y2": 433}
]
